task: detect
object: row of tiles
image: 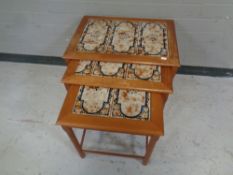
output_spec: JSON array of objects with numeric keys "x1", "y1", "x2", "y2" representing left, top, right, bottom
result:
[
  {"x1": 78, "y1": 19, "x2": 168, "y2": 57},
  {"x1": 75, "y1": 60, "x2": 161, "y2": 82},
  {"x1": 73, "y1": 86, "x2": 151, "y2": 121}
]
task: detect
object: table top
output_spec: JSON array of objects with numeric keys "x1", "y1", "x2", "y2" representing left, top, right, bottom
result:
[
  {"x1": 56, "y1": 85, "x2": 165, "y2": 136},
  {"x1": 63, "y1": 16, "x2": 180, "y2": 67}
]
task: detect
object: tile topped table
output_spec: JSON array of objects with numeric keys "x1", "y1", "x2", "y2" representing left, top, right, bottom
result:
[
  {"x1": 56, "y1": 16, "x2": 180, "y2": 165},
  {"x1": 62, "y1": 60, "x2": 175, "y2": 93},
  {"x1": 63, "y1": 16, "x2": 180, "y2": 66}
]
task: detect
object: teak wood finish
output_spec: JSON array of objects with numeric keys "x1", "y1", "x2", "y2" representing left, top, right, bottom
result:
[
  {"x1": 62, "y1": 60, "x2": 175, "y2": 93},
  {"x1": 56, "y1": 16, "x2": 180, "y2": 165},
  {"x1": 57, "y1": 85, "x2": 166, "y2": 136},
  {"x1": 63, "y1": 16, "x2": 180, "y2": 67},
  {"x1": 57, "y1": 85, "x2": 166, "y2": 165}
]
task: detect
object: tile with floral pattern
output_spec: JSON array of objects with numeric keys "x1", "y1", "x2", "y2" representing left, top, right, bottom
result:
[
  {"x1": 78, "y1": 19, "x2": 112, "y2": 53},
  {"x1": 126, "y1": 64, "x2": 161, "y2": 82},
  {"x1": 73, "y1": 86, "x2": 114, "y2": 117},
  {"x1": 137, "y1": 23, "x2": 168, "y2": 56},
  {"x1": 107, "y1": 21, "x2": 137, "y2": 54},
  {"x1": 75, "y1": 60, "x2": 94, "y2": 75},
  {"x1": 111, "y1": 89, "x2": 150, "y2": 120},
  {"x1": 92, "y1": 61, "x2": 127, "y2": 78}
]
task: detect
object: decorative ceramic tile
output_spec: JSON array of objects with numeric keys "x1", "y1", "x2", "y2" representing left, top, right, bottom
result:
[
  {"x1": 73, "y1": 86, "x2": 113, "y2": 116},
  {"x1": 108, "y1": 21, "x2": 137, "y2": 54},
  {"x1": 77, "y1": 19, "x2": 168, "y2": 57},
  {"x1": 75, "y1": 61, "x2": 93, "y2": 75},
  {"x1": 111, "y1": 89, "x2": 150, "y2": 119},
  {"x1": 92, "y1": 62, "x2": 126, "y2": 78},
  {"x1": 126, "y1": 64, "x2": 161, "y2": 82},
  {"x1": 75, "y1": 60, "x2": 161, "y2": 82},
  {"x1": 78, "y1": 19, "x2": 111, "y2": 52},
  {"x1": 138, "y1": 23, "x2": 167, "y2": 56},
  {"x1": 73, "y1": 86, "x2": 150, "y2": 120}
]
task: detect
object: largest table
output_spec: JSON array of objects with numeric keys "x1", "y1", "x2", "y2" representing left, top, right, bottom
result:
[{"x1": 56, "y1": 16, "x2": 180, "y2": 165}]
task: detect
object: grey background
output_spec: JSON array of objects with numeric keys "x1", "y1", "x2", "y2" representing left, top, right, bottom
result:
[{"x1": 0, "y1": 0, "x2": 233, "y2": 68}]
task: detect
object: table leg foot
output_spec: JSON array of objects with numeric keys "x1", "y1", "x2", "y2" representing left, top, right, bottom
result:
[{"x1": 143, "y1": 136, "x2": 159, "y2": 165}]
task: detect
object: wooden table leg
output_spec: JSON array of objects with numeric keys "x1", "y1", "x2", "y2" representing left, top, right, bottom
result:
[
  {"x1": 80, "y1": 129, "x2": 86, "y2": 147},
  {"x1": 143, "y1": 136, "x2": 159, "y2": 165},
  {"x1": 62, "y1": 126, "x2": 85, "y2": 158},
  {"x1": 64, "y1": 84, "x2": 70, "y2": 91}
]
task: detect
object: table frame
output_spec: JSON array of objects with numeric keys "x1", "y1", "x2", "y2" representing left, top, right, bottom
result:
[
  {"x1": 56, "y1": 85, "x2": 166, "y2": 164},
  {"x1": 62, "y1": 127, "x2": 159, "y2": 165}
]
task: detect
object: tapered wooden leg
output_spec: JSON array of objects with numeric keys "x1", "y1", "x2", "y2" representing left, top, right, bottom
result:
[
  {"x1": 62, "y1": 126, "x2": 85, "y2": 158},
  {"x1": 143, "y1": 136, "x2": 159, "y2": 165},
  {"x1": 80, "y1": 129, "x2": 86, "y2": 147}
]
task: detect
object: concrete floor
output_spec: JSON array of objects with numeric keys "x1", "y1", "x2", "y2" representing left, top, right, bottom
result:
[{"x1": 0, "y1": 62, "x2": 233, "y2": 175}]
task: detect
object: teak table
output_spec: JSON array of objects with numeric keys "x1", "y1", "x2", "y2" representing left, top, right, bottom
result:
[{"x1": 56, "y1": 16, "x2": 180, "y2": 165}]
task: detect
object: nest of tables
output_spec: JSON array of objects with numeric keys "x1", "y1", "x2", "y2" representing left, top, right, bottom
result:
[{"x1": 56, "y1": 16, "x2": 180, "y2": 165}]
